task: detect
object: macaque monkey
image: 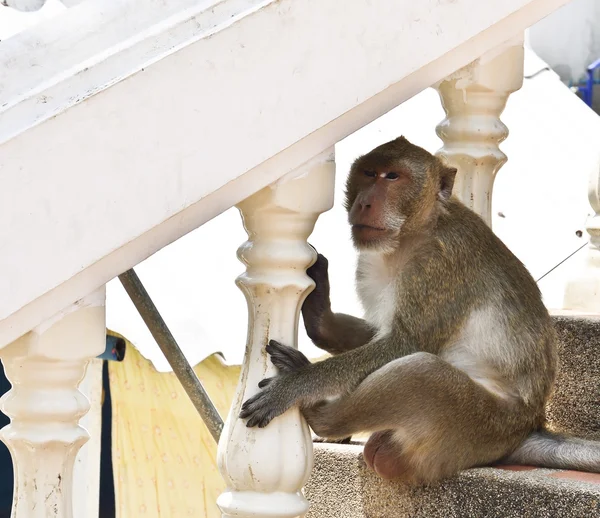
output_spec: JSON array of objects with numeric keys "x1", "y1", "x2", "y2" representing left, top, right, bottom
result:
[{"x1": 240, "y1": 136, "x2": 600, "y2": 484}]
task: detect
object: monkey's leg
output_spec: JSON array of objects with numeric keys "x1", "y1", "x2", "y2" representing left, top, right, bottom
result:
[{"x1": 303, "y1": 352, "x2": 532, "y2": 484}]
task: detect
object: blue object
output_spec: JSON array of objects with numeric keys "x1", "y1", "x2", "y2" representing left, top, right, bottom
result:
[
  {"x1": 97, "y1": 335, "x2": 126, "y2": 362},
  {"x1": 578, "y1": 57, "x2": 600, "y2": 107}
]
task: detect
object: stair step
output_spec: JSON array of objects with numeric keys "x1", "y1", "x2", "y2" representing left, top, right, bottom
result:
[
  {"x1": 305, "y1": 443, "x2": 600, "y2": 518},
  {"x1": 549, "y1": 314, "x2": 600, "y2": 440}
]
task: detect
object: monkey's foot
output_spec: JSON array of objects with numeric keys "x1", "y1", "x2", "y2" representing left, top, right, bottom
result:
[
  {"x1": 331, "y1": 436, "x2": 352, "y2": 444},
  {"x1": 240, "y1": 341, "x2": 311, "y2": 428},
  {"x1": 363, "y1": 430, "x2": 411, "y2": 480},
  {"x1": 312, "y1": 435, "x2": 352, "y2": 445},
  {"x1": 239, "y1": 376, "x2": 293, "y2": 428},
  {"x1": 266, "y1": 340, "x2": 311, "y2": 373}
]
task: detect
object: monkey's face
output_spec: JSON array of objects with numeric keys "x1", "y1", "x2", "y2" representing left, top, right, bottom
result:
[{"x1": 344, "y1": 137, "x2": 439, "y2": 252}]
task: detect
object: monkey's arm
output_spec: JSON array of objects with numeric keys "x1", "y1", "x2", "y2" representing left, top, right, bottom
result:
[
  {"x1": 311, "y1": 313, "x2": 377, "y2": 354},
  {"x1": 242, "y1": 250, "x2": 459, "y2": 429},
  {"x1": 240, "y1": 337, "x2": 411, "y2": 428},
  {"x1": 302, "y1": 253, "x2": 376, "y2": 354}
]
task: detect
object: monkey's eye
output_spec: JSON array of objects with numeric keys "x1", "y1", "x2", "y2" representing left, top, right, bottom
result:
[
  {"x1": 385, "y1": 172, "x2": 400, "y2": 180},
  {"x1": 364, "y1": 170, "x2": 377, "y2": 178}
]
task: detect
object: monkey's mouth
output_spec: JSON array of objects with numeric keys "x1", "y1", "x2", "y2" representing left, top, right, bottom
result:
[
  {"x1": 353, "y1": 224, "x2": 387, "y2": 232},
  {"x1": 352, "y1": 224, "x2": 389, "y2": 240}
]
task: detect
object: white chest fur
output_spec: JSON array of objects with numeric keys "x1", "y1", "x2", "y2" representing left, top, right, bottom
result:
[{"x1": 356, "y1": 251, "x2": 397, "y2": 335}]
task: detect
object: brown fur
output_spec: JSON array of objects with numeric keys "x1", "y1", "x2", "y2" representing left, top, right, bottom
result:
[{"x1": 240, "y1": 136, "x2": 600, "y2": 484}]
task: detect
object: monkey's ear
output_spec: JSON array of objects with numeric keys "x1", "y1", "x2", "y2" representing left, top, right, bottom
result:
[{"x1": 439, "y1": 167, "x2": 457, "y2": 200}]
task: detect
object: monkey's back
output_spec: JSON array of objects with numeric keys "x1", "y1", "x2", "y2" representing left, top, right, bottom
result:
[{"x1": 430, "y1": 198, "x2": 557, "y2": 412}]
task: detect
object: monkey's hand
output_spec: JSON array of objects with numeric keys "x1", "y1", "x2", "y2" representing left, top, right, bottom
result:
[
  {"x1": 302, "y1": 252, "x2": 332, "y2": 343},
  {"x1": 239, "y1": 340, "x2": 312, "y2": 428}
]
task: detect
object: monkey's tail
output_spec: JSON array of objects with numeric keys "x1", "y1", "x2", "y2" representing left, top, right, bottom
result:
[{"x1": 500, "y1": 429, "x2": 600, "y2": 473}]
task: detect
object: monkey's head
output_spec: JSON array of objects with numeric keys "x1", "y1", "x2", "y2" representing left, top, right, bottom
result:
[{"x1": 344, "y1": 136, "x2": 457, "y2": 251}]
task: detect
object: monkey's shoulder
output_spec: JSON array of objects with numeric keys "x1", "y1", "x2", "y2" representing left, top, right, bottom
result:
[
  {"x1": 436, "y1": 201, "x2": 524, "y2": 267},
  {"x1": 434, "y1": 200, "x2": 547, "y2": 312}
]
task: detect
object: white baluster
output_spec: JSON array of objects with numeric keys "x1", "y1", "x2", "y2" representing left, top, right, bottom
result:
[
  {"x1": 434, "y1": 38, "x2": 524, "y2": 226},
  {"x1": 1, "y1": 0, "x2": 46, "y2": 12},
  {"x1": 217, "y1": 151, "x2": 335, "y2": 518},
  {"x1": 564, "y1": 161, "x2": 600, "y2": 311},
  {"x1": 0, "y1": 287, "x2": 106, "y2": 518}
]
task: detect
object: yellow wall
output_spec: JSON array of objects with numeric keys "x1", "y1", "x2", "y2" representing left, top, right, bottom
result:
[{"x1": 107, "y1": 336, "x2": 239, "y2": 517}]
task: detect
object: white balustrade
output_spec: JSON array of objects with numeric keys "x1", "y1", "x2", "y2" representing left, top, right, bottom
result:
[
  {"x1": 564, "y1": 161, "x2": 600, "y2": 311},
  {"x1": 434, "y1": 38, "x2": 525, "y2": 225},
  {"x1": 0, "y1": 287, "x2": 106, "y2": 518},
  {"x1": 217, "y1": 151, "x2": 335, "y2": 518}
]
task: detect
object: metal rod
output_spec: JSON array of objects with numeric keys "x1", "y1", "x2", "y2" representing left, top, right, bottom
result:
[
  {"x1": 535, "y1": 241, "x2": 589, "y2": 283},
  {"x1": 118, "y1": 269, "x2": 223, "y2": 442}
]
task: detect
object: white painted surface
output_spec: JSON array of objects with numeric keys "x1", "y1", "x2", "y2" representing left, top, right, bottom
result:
[
  {"x1": 0, "y1": 0, "x2": 573, "y2": 349},
  {"x1": 217, "y1": 154, "x2": 334, "y2": 518},
  {"x1": 529, "y1": 0, "x2": 600, "y2": 83},
  {"x1": 435, "y1": 40, "x2": 525, "y2": 225},
  {"x1": 73, "y1": 358, "x2": 102, "y2": 518},
  {"x1": 496, "y1": 50, "x2": 600, "y2": 309},
  {"x1": 0, "y1": 0, "x2": 265, "y2": 144},
  {"x1": 104, "y1": 48, "x2": 600, "y2": 369},
  {"x1": 0, "y1": 0, "x2": 65, "y2": 37},
  {"x1": 0, "y1": 287, "x2": 105, "y2": 518},
  {"x1": 3, "y1": 0, "x2": 49, "y2": 13},
  {"x1": 563, "y1": 154, "x2": 600, "y2": 311}
]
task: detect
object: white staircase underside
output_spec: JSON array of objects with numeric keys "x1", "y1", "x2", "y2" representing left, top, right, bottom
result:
[
  {"x1": 0, "y1": 0, "x2": 571, "y2": 347},
  {"x1": 105, "y1": 51, "x2": 600, "y2": 369}
]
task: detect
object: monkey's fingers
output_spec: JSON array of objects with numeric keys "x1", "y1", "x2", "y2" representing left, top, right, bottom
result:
[
  {"x1": 255, "y1": 409, "x2": 279, "y2": 428},
  {"x1": 306, "y1": 254, "x2": 329, "y2": 281},
  {"x1": 267, "y1": 340, "x2": 311, "y2": 372},
  {"x1": 332, "y1": 436, "x2": 352, "y2": 445},
  {"x1": 242, "y1": 400, "x2": 282, "y2": 428},
  {"x1": 248, "y1": 414, "x2": 273, "y2": 428},
  {"x1": 258, "y1": 377, "x2": 274, "y2": 388},
  {"x1": 239, "y1": 392, "x2": 263, "y2": 419}
]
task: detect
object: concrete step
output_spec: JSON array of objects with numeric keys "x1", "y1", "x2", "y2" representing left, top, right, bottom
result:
[
  {"x1": 305, "y1": 443, "x2": 600, "y2": 518},
  {"x1": 548, "y1": 313, "x2": 600, "y2": 440},
  {"x1": 305, "y1": 314, "x2": 600, "y2": 517}
]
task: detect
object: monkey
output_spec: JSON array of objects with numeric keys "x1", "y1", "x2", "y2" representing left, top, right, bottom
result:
[{"x1": 239, "y1": 136, "x2": 600, "y2": 484}]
